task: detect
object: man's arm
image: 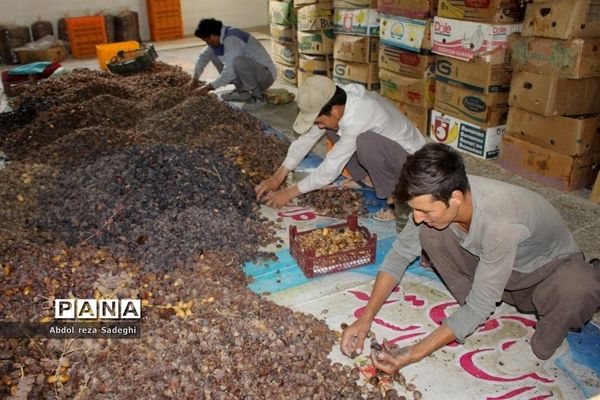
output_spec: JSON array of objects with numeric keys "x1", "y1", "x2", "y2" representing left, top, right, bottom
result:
[
  {"x1": 371, "y1": 323, "x2": 456, "y2": 373},
  {"x1": 340, "y1": 218, "x2": 422, "y2": 356},
  {"x1": 209, "y1": 36, "x2": 245, "y2": 89},
  {"x1": 282, "y1": 126, "x2": 326, "y2": 172},
  {"x1": 295, "y1": 133, "x2": 358, "y2": 195},
  {"x1": 255, "y1": 165, "x2": 290, "y2": 201},
  {"x1": 340, "y1": 271, "x2": 399, "y2": 357},
  {"x1": 444, "y1": 224, "x2": 527, "y2": 343},
  {"x1": 192, "y1": 47, "x2": 213, "y2": 84},
  {"x1": 255, "y1": 126, "x2": 325, "y2": 206},
  {"x1": 261, "y1": 135, "x2": 356, "y2": 208}
]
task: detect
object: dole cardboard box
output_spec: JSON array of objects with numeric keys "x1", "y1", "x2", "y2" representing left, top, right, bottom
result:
[
  {"x1": 511, "y1": 36, "x2": 600, "y2": 79},
  {"x1": 509, "y1": 71, "x2": 600, "y2": 116},
  {"x1": 432, "y1": 17, "x2": 521, "y2": 61},
  {"x1": 334, "y1": 34, "x2": 379, "y2": 63},
  {"x1": 299, "y1": 53, "x2": 334, "y2": 74},
  {"x1": 379, "y1": 68, "x2": 435, "y2": 107},
  {"x1": 275, "y1": 61, "x2": 298, "y2": 86},
  {"x1": 334, "y1": 8, "x2": 380, "y2": 36},
  {"x1": 334, "y1": 0, "x2": 378, "y2": 7},
  {"x1": 297, "y1": 29, "x2": 335, "y2": 55},
  {"x1": 269, "y1": 1, "x2": 296, "y2": 26},
  {"x1": 506, "y1": 107, "x2": 600, "y2": 156},
  {"x1": 379, "y1": 43, "x2": 435, "y2": 78},
  {"x1": 270, "y1": 24, "x2": 297, "y2": 45},
  {"x1": 498, "y1": 135, "x2": 600, "y2": 192},
  {"x1": 297, "y1": 4, "x2": 334, "y2": 31},
  {"x1": 437, "y1": 0, "x2": 525, "y2": 23},
  {"x1": 430, "y1": 109, "x2": 505, "y2": 159},
  {"x1": 333, "y1": 60, "x2": 380, "y2": 90},
  {"x1": 377, "y1": 0, "x2": 436, "y2": 19},
  {"x1": 380, "y1": 14, "x2": 432, "y2": 53},
  {"x1": 392, "y1": 100, "x2": 431, "y2": 136},
  {"x1": 522, "y1": 0, "x2": 600, "y2": 39},
  {"x1": 272, "y1": 41, "x2": 298, "y2": 66},
  {"x1": 435, "y1": 50, "x2": 512, "y2": 94}
]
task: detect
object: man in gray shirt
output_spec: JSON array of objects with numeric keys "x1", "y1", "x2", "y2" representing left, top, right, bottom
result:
[
  {"x1": 341, "y1": 143, "x2": 600, "y2": 372},
  {"x1": 190, "y1": 18, "x2": 276, "y2": 105}
]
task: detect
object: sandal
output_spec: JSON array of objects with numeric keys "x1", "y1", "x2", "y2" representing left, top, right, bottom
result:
[{"x1": 373, "y1": 207, "x2": 395, "y2": 222}]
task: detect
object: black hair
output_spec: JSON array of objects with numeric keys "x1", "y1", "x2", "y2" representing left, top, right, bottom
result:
[
  {"x1": 194, "y1": 18, "x2": 223, "y2": 39},
  {"x1": 396, "y1": 143, "x2": 470, "y2": 206},
  {"x1": 318, "y1": 86, "x2": 347, "y2": 116}
]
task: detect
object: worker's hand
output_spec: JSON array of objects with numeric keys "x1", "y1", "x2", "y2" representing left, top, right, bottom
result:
[
  {"x1": 262, "y1": 189, "x2": 294, "y2": 208},
  {"x1": 371, "y1": 344, "x2": 415, "y2": 374},
  {"x1": 255, "y1": 177, "x2": 283, "y2": 201},
  {"x1": 340, "y1": 317, "x2": 371, "y2": 358},
  {"x1": 192, "y1": 84, "x2": 212, "y2": 96},
  {"x1": 189, "y1": 79, "x2": 200, "y2": 91}
]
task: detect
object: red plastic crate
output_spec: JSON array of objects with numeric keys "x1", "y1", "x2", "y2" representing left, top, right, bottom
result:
[
  {"x1": 147, "y1": 0, "x2": 183, "y2": 41},
  {"x1": 66, "y1": 16, "x2": 107, "y2": 59},
  {"x1": 289, "y1": 215, "x2": 377, "y2": 278}
]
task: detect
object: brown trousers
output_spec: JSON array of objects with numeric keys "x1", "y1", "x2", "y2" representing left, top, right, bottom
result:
[
  {"x1": 420, "y1": 226, "x2": 600, "y2": 359},
  {"x1": 326, "y1": 130, "x2": 409, "y2": 199}
]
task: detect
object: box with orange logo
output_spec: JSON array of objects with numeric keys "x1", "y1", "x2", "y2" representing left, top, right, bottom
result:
[
  {"x1": 334, "y1": 8, "x2": 380, "y2": 36},
  {"x1": 429, "y1": 109, "x2": 505, "y2": 159}
]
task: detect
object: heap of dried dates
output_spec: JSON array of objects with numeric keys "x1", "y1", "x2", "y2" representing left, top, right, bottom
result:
[{"x1": 0, "y1": 65, "x2": 401, "y2": 399}]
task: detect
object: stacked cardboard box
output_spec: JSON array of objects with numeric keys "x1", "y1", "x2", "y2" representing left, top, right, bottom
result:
[
  {"x1": 498, "y1": 0, "x2": 600, "y2": 191},
  {"x1": 377, "y1": 0, "x2": 437, "y2": 135},
  {"x1": 428, "y1": 0, "x2": 523, "y2": 159},
  {"x1": 332, "y1": 0, "x2": 381, "y2": 90},
  {"x1": 269, "y1": 0, "x2": 299, "y2": 85},
  {"x1": 296, "y1": 0, "x2": 335, "y2": 85}
]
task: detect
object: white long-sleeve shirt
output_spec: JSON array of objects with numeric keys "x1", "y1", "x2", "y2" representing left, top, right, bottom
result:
[
  {"x1": 193, "y1": 26, "x2": 276, "y2": 89},
  {"x1": 282, "y1": 84, "x2": 426, "y2": 194}
]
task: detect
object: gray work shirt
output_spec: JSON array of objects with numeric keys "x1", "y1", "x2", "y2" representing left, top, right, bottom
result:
[
  {"x1": 193, "y1": 25, "x2": 276, "y2": 89},
  {"x1": 379, "y1": 175, "x2": 580, "y2": 342}
]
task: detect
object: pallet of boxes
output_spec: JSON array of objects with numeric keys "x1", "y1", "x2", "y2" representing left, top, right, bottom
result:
[
  {"x1": 377, "y1": 0, "x2": 437, "y2": 136},
  {"x1": 296, "y1": 0, "x2": 335, "y2": 85},
  {"x1": 497, "y1": 0, "x2": 600, "y2": 192},
  {"x1": 332, "y1": 0, "x2": 380, "y2": 90},
  {"x1": 270, "y1": 0, "x2": 299, "y2": 85},
  {"x1": 428, "y1": 0, "x2": 523, "y2": 159}
]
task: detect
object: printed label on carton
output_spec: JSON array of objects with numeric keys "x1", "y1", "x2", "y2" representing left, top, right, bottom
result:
[
  {"x1": 380, "y1": 15, "x2": 429, "y2": 53},
  {"x1": 432, "y1": 17, "x2": 521, "y2": 61}
]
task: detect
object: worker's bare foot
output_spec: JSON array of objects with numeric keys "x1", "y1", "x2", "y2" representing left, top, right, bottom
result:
[
  {"x1": 341, "y1": 177, "x2": 373, "y2": 189},
  {"x1": 373, "y1": 207, "x2": 395, "y2": 222}
]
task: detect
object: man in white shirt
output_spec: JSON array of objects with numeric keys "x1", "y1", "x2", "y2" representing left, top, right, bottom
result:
[
  {"x1": 190, "y1": 18, "x2": 276, "y2": 105},
  {"x1": 255, "y1": 76, "x2": 425, "y2": 219}
]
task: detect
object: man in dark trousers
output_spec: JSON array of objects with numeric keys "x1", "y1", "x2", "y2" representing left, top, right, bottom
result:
[
  {"x1": 255, "y1": 75, "x2": 425, "y2": 221},
  {"x1": 341, "y1": 143, "x2": 600, "y2": 373},
  {"x1": 190, "y1": 18, "x2": 276, "y2": 105}
]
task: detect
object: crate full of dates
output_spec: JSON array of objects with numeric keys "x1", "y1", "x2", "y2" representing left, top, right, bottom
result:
[{"x1": 289, "y1": 215, "x2": 377, "y2": 278}]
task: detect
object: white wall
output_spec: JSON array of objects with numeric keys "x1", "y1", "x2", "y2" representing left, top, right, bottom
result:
[{"x1": 0, "y1": 0, "x2": 268, "y2": 42}]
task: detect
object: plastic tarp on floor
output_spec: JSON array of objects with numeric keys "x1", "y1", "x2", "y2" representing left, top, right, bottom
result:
[{"x1": 244, "y1": 139, "x2": 600, "y2": 400}]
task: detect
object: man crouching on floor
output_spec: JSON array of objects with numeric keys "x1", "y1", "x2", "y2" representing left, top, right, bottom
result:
[{"x1": 341, "y1": 142, "x2": 600, "y2": 374}]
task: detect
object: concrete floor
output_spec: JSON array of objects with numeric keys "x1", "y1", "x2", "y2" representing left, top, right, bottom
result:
[{"x1": 1, "y1": 32, "x2": 599, "y2": 296}]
